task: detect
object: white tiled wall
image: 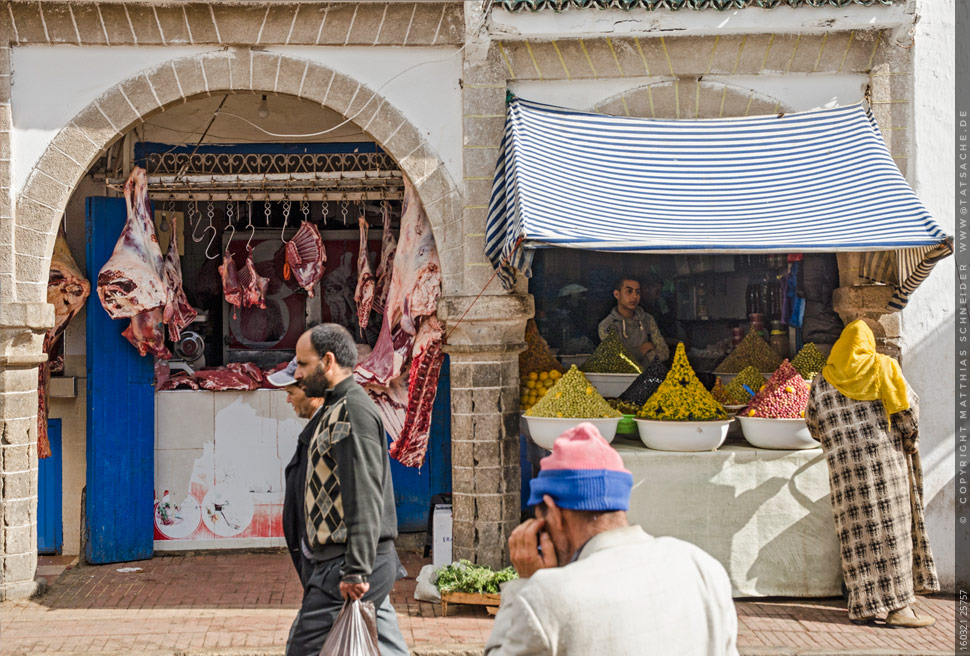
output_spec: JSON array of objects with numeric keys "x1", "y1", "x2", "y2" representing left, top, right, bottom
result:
[{"x1": 155, "y1": 389, "x2": 301, "y2": 530}]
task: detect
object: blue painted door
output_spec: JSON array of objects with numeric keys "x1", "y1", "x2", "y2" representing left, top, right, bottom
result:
[
  {"x1": 85, "y1": 197, "x2": 155, "y2": 564},
  {"x1": 388, "y1": 356, "x2": 452, "y2": 531},
  {"x1": 37, "y1": 419, "x2": 63, "y2": 554}
]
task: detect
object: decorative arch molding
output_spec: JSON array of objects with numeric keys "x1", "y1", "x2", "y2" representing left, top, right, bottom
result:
[
  {"x1": 12, "y1": 48, "x2": 461, "y2": 302},
  {"x1": 590, "y1": 79, "x2": 794, "y2": 119}
]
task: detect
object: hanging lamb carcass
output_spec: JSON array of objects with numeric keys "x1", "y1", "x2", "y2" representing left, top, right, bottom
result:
[
  {"x1": 96, "y1": 166, "x2": 171, "y2": 358},
  {"x1": 38, "y1": 227, "x2": 91, "y2": 458},
  {"x1": 355, "y1": 177, "x2": 443, "y2": 468},
  {"x1": 285, "y1": 220, "x2": 326, "y2": 295}
]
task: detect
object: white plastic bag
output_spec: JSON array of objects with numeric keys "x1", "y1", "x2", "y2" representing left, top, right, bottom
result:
[
  {"x1": 319, "y1": 599, "x2": 379, "y2": 656},
  {"x1": 414, "y1": 564, "x2": 441, "y2": 603}
]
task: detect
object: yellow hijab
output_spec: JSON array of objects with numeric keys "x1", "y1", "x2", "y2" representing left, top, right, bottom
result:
[{"x1": 822, "y1": 320, "x2": 909, "y2": 415}]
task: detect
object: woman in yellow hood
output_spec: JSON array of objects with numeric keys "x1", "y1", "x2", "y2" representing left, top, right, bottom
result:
[{"x1": 805, "y1": 320, "x2": 938, "y2": 628}]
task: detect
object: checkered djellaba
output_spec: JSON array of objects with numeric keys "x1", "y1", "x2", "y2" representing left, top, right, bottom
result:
[{"x1": 805, "y1": 377, "x2": 939, "y2": 620}]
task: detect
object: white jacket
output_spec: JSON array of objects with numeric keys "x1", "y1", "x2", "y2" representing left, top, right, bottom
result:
[{"x1": 485, "y1": 525, "x2": 738, "y2": 656}]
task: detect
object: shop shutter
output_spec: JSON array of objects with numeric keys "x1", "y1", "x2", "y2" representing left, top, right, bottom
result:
[{"x1": 84, "y1": 197, "x2": 155, "y2": 564}]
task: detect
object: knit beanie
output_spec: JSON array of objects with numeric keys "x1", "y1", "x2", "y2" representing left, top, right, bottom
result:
[{"x1": 527, "y1": 423, "x2": 633, "y2": 511}]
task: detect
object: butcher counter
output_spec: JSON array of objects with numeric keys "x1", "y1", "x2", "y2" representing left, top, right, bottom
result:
[
  {"x1": 523, "y1": 431, "x2": 843, "y2": 597},
  {"x1": 153, "y1": 389, "x2": 299, "y2": 549}
]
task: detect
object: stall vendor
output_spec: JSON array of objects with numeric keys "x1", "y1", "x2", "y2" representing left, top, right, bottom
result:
[{"x1": 598, "y1": 277, "x2": 669, "y2": 366}]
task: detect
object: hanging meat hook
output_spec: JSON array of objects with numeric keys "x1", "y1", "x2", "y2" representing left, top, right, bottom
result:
[
  {"x1": 281, "y1": 196, "x2": 292, "y2": 242},
  {"x1": 340, "y1": 197, "x2": 349, "y2": 226},
  {"x1": 203, "y1": 196, "x2": 220, "y2": 260},
  {"x1": 245, "y1": 194, "x2": 255, "y2": 251},
  {"x1": 321, "y1": 198, "x2": 329, "y2": 226},
  {"x1": 301, "y1": 193, "x2": 311, "y2": 223},
  {"x1": 224, "y1": 198, "x2": 236, "y2": 248},
  {"x1": 190, "y1": 198, "x2": 208, "y2": 243}
]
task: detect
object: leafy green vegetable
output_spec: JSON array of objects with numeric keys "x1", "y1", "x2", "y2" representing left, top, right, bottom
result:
[{"x1": 433, "y1": 560, "x2": 518, "y2": 594}]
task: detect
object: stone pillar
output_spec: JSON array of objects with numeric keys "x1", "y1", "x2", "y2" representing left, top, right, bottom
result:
[
  {"x1": 0, "y1": 302, "x2": 53, "y2": 601},
  {"x1": 440, "y1": 294, "x2": 533, "y2": 568},
  {"x1": 831, "y1": 285, "x2": 901, "y2": 359}
]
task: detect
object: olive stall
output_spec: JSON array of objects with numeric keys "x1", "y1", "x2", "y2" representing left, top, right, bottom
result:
[{"x1": 485, "y1": 98, "x2": 952, "y2": 597}]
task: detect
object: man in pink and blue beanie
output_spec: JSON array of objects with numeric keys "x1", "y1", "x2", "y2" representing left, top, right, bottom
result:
[{"x1": 485, "y1": 423, "x2": 739, "y2": 656}]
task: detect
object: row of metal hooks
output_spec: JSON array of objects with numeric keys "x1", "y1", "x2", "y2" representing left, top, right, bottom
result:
[{"x1": 159, "y1": 195, "x2": 393, "y2": 260}]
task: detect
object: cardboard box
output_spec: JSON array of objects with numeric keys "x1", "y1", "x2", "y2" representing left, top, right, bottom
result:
[{"x1": 432, "y1": 504, "x2": 453, "y2": 570}]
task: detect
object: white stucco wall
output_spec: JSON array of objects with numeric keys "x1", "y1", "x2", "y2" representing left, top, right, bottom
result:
[
  {"x1": 10, "y1": 45, "x2": 462, "y2": 196},
  {"x1": 509, "y1": 73, "x2": 867, "y2": 113},
  {"x1": 905, "y1": 0, "x2": 957, "y2": 590},
  {"x1": 9, "y1": 46, "x2": 216, "y2": 195}
]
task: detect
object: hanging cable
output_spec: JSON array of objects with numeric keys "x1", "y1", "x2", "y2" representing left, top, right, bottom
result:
[{"x1": 213, "y1": 45, "x2": 468, "y2": 139}]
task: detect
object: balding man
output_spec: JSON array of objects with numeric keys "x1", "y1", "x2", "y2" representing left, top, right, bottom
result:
[{"x1": 276, "y1": 324, "x2": 405, "y2": 656}]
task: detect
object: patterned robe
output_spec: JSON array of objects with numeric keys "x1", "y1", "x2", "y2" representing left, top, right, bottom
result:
[{"x1": 805, "y1": 376, "x2": 939, "y2": 620}]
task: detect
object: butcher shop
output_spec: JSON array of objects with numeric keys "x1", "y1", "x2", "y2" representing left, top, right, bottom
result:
[{"x1": 39, "y1": 89, "x2": 454, "y2": 557}]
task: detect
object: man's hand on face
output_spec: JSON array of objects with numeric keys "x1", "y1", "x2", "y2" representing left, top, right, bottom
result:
[
  {"x1": 639, "y1": 342, "x2": 655, "y2": 356},
  {"x1": 508, "y1": 518, "x2": 557, "y2": 578},
  {"x1": 340, "y1": 580, "x2": 370, "y2": 600}
]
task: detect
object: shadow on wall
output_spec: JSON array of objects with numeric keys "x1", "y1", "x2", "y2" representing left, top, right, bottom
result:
[{"x1": 898, "y1": 315, "x2": 959, "y2": 591}]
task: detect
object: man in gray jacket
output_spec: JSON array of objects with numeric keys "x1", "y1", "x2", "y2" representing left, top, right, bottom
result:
[
  {"x1": 598, "y1": 276, "x2": 669, "y2": 367},
  {"x1": 485, "y1": 423, "x2": 738, "y2": 656},
  {"x1": 285, "y1": 324, "x2": 407, "y2": 656}
]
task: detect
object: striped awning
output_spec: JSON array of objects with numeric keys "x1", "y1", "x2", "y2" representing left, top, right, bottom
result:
[{"x1": 485, "y1": 97, "x2": 951, "y2": 307}]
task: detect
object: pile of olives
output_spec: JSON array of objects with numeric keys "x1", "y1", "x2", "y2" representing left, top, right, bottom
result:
[
  {"x1": 580, "y1": 330, "x2": 643, "y2": 374},
  {"x1": 790, "y1": 342, "x2": 826, "y2": 381},
  {"x1": 526, "y1": 365, "x2": 622, "y2": 419},
  {"x1": 520, "y1": 319, "x2": 565, "y2": 377},
  {"x1": 638, "y1": 344, "x2": 727, "y2": 421},
  {"x1": 723, "y1": 366, "x2": 768, "y2": 404},
  {"x1": 618, "y1": 361, "x2": 669, "y2": 407},
  {"x1": 745, "y1": 360, "x2": 810, "y2": 419},
  {"x1": 715, "y1": 330, "x2": 783, "y2": 374}
]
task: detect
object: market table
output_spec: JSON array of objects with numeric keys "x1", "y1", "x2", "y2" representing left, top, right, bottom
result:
[{"x1": 610, "y1": 436, "x2": 842, "y2": 598}]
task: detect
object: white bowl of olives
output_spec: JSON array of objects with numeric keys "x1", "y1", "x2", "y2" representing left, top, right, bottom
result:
[
  {"x1": 737, "y1": 416, "x2": 818, "y2": 450},
  {"x1": 634, "y1": 418, "x2": 733, "y2": 452},
  {"x1": 524, "y1": 416, "x2": 621, "y2": 450}
]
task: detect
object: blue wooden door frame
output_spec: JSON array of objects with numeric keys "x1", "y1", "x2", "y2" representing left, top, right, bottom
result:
[
  {"x1": 37, "y1": 419, "x2": 63, "y2": 554},
  {"x1": 388, "y1": 356, "x2": 452, "y2": 532},
  {"x1": 85, "y1": 197, "x2": 155, "y2": 564}
]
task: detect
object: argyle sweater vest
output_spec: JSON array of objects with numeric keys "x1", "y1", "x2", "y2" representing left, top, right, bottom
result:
[{"x1": 304, "y1": 398, "x2": 351, "y2": 549}]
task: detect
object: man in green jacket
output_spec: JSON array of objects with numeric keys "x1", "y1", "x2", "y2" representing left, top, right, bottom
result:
[{"x1": 286, "y1": 323, "x2": 405, "y2": 656}]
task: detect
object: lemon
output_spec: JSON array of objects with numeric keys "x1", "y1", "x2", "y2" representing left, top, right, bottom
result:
[
  {"x1": 529, "y1": 372, "x2": 539, "y2": 381},
  {"x1": 526, "y1": 380, "x2": 536, "y2": 389}
]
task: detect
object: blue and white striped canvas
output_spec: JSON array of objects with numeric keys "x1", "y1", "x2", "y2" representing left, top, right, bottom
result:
[{"x1": 486, "y1": 98, "x2": 950, "y2": 295}]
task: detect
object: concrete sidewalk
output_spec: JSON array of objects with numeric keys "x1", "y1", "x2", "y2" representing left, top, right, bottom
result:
[{"x1": 0, "y1": 551, "x2": 955, "y2": 656}]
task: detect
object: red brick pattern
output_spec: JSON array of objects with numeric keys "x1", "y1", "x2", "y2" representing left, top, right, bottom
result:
[{"x1": 0, "y1": 552, "x2": 956, "y2": 655}]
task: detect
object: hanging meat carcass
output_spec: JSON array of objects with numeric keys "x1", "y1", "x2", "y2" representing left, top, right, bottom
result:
[
  {"x1": 219, "y1": 252, "x2": 243, "y2": 308},
  {"x1": 97, "y1": 168, "x2": 167, "y2": 318},
  {"x1": 356, "y1": 178, "x2": 441, "y2": 387},
  {"x1": 238, "y1": 247, "x2": 269, "y2": 309},
  {"x1": 355, "y1": 177, "x2": 444, "y2": 467},
  {"x1": 122, "y1": 309, "x2": 171, "y2": 358},
  {"x1": 354, "y1": 216, "x2": 376, "y2": 336},
  {"x1": 373, "y1": 206, "x2": 397, "y2": 315},
  {"x1": 389, "y1": 317, "x2": 445, "y2": 467},
  {"x1": 285, "y1": 221, "x2": 326, "y2": 295},
  {"x1": 160, "y1": 221, "x2": 197, "y2": 341},
  {"x1": 97, "y1": 167, "x2": 171, "y2": 358},
  {"x1": 38, "y1": 228, "x2": 91, "y2": 459}
]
